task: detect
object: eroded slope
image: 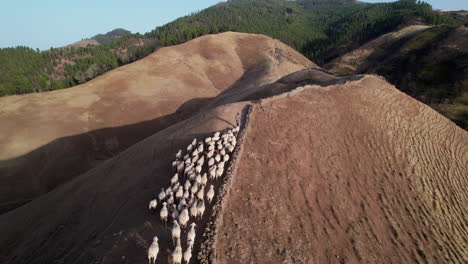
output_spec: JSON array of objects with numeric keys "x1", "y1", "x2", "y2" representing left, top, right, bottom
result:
[{"x1": 215, "y1": 75, "x2": 467, "y2": 263}]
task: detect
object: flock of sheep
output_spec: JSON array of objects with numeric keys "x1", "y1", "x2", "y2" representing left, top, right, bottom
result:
[{"x1": 147, "y1": 125, "x2": 240, "y2": 264}]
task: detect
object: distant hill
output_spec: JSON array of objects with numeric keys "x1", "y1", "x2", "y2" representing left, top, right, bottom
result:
[{"x1": 66, "y1": 28, "x2": 132, "y2": 47}]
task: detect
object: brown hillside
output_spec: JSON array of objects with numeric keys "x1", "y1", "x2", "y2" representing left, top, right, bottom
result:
[
  {"x1": 66, "y1": 39, "x2": 100, "y2": 48},
  {"x1": 0, "y1": 32, "x2": 314, "y2": 214},
  {"x1": 0, "y1": 69, "x2": 466, "y2": 264},
  {"x1": 215, "y1": 75, "x2": 467, "y2": 264}
]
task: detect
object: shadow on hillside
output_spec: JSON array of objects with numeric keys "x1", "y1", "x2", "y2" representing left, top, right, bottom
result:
[{"x1": 0, "y1": 97, "x2": 212, "y2": 215}]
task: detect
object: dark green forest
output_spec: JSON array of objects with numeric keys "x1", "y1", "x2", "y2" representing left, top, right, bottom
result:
[{"x1": 0, "y1": 0, "x2": 453, "y2": 96}]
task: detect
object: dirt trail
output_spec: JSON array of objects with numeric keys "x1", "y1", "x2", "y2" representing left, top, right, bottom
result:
[{"x1": 215, "y1": 75, "x2": 467, "y2": 264}]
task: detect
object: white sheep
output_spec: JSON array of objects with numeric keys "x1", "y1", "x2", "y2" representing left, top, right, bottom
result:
[
  {"x1": 191, "y1": 155, "x2": 199, "y2": 164},
  {"x1": 218, "y1": 161, "x2": 225, "y2": 170},
  {"x1": 183, "y1": 189, "x2": 190, "y2": 199},
  {"x1": 204, "y1": 137, "x2": 212, "y2": 143},
  {"x1": 208, "y1": 158, "x2": 215, "y2": 167},
  {"x1": 171, "y1": 173, "x2": 179, "y2": 186},
  {"x1": 187, "y1": 144, "x2": 194, "y2": 153},
  {"x1": 171, "y1": 205, "x2": 179, "y2": 220},
  {"x1": 172, "y1": 160, "x2": 179, "y2": 169},
  {"x1": 176, "y1": 186, "x2": 184, "y2": 200},
  {"x1": 220, "y1": 149, "x2": 226, "y2": 156},
  {"x1": 196, "y1": 156, "x2": 204, "y2": 166},
  {"x1": 160, "y1": 202, "x2": 168, "y2": 224},
  {"x1": 229, "y1": 145, "x2": 235, "y2": 153},
  {"x1": 158, "y1": 188, "x2": 166, "y2": 201},
  {"x1": 149, "y1": 199, "x2": 158, "y2": 210},
  {"x1": 189, "y1": 202, "x2": 198, "y2": 219},
  {"x1": 208, "y1": 144, "x2": 215, "y2": 152},
  {"x1": 191, "y1": 138, "x2": 197, "y2": 146},
  {"x1": 195, "y1": 174, "x2": 202, "y2": 185},
  {"x1": 184, "y1": 180, "x2": 191, "y2": 191},
  {"x1": 177, "y1": 162, "x2": 185, "y2": 173},
  {"x1": 207, "y1": 185, "x2": 215, "y2": 203},
  {"x1": 197, "y1": 143, "x2": 204, "y2": 153},
  {"x1": 187, "y1": 222, "x2": 196, "y2": 245},
  {"x1": 207, "y1": 150, "x2": 214, "y2": 158},
  {"x1": 178, "y1": 198, "x2": 187, "y2": 212},
  {"x1": 190, "y1": 182, "x2": 199, "y2": 195},
  {"x1": 197, "y1": 186, "x2": 205, "y2": 200},
  {"x1": 165, "y1": 187, "x2": 173, "y2": 196},
  {"x1": 197, "y1": 200, "x2": 205, "y2": 219},
  {"x1": 178, "y1": 208, "x2": 190, "y2": 228},
  {"x1": 172, "y1": 238, "x2": 183, "y2": 264},
  {"x1": 176, "y1": 150, "x2": 182, "y2": 160},
  {"x1": 183, "y1": 154, "x2": 190, "y2": 161},
  {"x1": 214, "y1": 131, "x2": 220, "y2": 138},
  {"x1": 172, "y1": 220, "x2": 181, "y2": 244},
  {"x1": 167, "y1": 193, "x2": 175, "y2": 206},
  {"x1": 192, "y1": 149, "x2": 199, "y2": 157},
  {"x1": 217, "y1": 144, "x2": 223, "y2": 150},
  {"x1": 148, "y1": 236, "x2": 159, "y2": 264},
  {"x1": 201, "y1": 173, "x2": 208, "y2": 186},
  {"x1": 188, "y1": 194, "x2": 195, "y2": 207},
  {"x1": 183, "y1": 244, "x2": 193, "y2": 264},
  {"x1": 216, "y1": 166, "x2": 224, "y2": 179},
  {"x1": 223, "y1": 154, "x2": 230, "y2": 162},
  {"x1": 195, "y1": 164, "x2": 202, "y2": 174},
  {"x1": 172, "y1": 182, "x2": 180, "y2": 192},
  {"x1": 209, "y1": 166, "x2": 217, "y2": 179}
]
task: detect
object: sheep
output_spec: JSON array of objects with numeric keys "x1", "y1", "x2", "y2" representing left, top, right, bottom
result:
[
  {"x1": 183, "y1": 244, "x2": 193, "y2": 264},
  {"x1": 220, "y1": 149, "x2": 226, "y2": 156},
  {"x1": 171, "y1": 205, "x2": 179, "y2": 220},
  {"x1": 215, "y1": 154, "x2": 221, "y2": 163},
  {"x1": 217, "y1": 144, "x2": 223, "y2": 151},
  {"x1": 183, "y1": 189, "x2": 190, "y2": 199},
  {"x1": 178, "y1": 198, "x2": 187, "y2": 212},
  {"x1": 208, "y1": 144, "x2": 215, "y2": 152},
  {"x1": 187, "y1": 144, "x2": 194, "y2": 153},
  {"x1": 218, "y1": 161, "x2": 225, "y2": 170},
  {"x1": 158, "y1": 188, "x2": 166, "y2": 201},
  {"x1": 172, "y1": 238, "x2": 183, "y2": 264},
  {"x1": 149, "y1": 199, "x2": 158, "y2": 210},
  {"x1": 183, "y1": 154, "x2": 190, "y2": 161},
  {"x1": 197, "y1": 200, "x2": 206, "y2": 219},
  {"x1": 209, "y1": 165, "x2": 217, "y2": 179},
  {"x1": 178, "y1": 208, "x2": 190, "y2": 228},
  {"x1": 172, "y1": 160, "x2": 179, "y2": 169},
  {"x1": 195, "y1": 164, "x2": 202, "y2": 174},
  {"x1": 189, "y1": 202, "x2": 198, "y2": 219},
  {"x1": 176, "y1": 186, "x2": 184, "y2": 200},
  {"x1": 208, "y1": 158, "x2": 215, "y2": 167},
  {"x1": 187, "y1": 222, "x2": 196, "y2": 245},
  {"x1": 207, "y1": 185, "x2": 215, "y2": 203},
  {"x1": 196, "y1": 156, "x2": 204, "y2": 166},
  {"x1": 165, "y1": 187, "x2": 173, "y2": 197},
  {"x1": 195, "y1": 174, "x2": 202, "y2": 185},
  {"x1": 177, "y1": 162, "x2": 185, "y2": 173},
  {"x1": 214, "y1": 131, "x2": 221, "y2": 138},
  {"x1": 223, "y1": 154, "x2": 230, "y2": 162},
  {"x1": 207, "y1": 150, "x2": 214, "y2": 158},
  {"x1": 160, "y1": 202, "x2": 168, "y2": 224},
  {"x1": 171, "y1": 173, "x2": 179, "y2": 186},
  {"x1": 184, "y1": 180, "x2": 191, "y2": 191},
  {"x1": 197, "y1": 186, "x2": 205, "y2": 200},
  {"x1": 197, "y1": 143, "x2": 204, "y2": 153},
  {"x1": 171, "y1": 220, "x2": 181, "y2": 244},
  {"x1": 188, "y1": 194, "x2": 195, "y2": 207},
  {"x1": 191, "y1": 155, "x2": 199, "y2": 164},
  {"x1": 167, "y1": 193, "x2": 175, "y2": 206},
  {"x1": 216, "y1": 166, "x2": 224, "y2": 179},
  {"x1": 204, "y1": 137, "x2": 212, "y2": 143},
  {"x1": 192, "y1": 149, "x2": 199, "y2": 157},
  {"x1": 148, "y1": 236, "x2": 159, "y2": 264},
  {"x1": 191, "y1": 138, "x2": 197, "y2": 146},
  {"x1": 172, "y1": 182, "x2": 180, "y2": 193},
  {"x1": 227, "y1": 145, "x2": 235, "y2": 153},
  {"x1": 190, "y1": 182, "x2": 199, "y2": 195},
  {"x1": 176, "y1": 150, "x2": 182, "y2": 160},
  {"x1": 201, "y1": 173, "x2": 208, "y2": 186},
  {"x1": 188, "y1": 172, "x2": 196, "y2": 181}
]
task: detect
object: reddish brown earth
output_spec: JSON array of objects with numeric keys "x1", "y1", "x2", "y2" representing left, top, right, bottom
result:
[
  {"x1": 0, "y1": 32, "x2": 314, "y2": 213},
  {"x1": 0, "y1": 66, "x2": 465, "y2": 264},
  {"x1": 66, "y1": 39, "x2": 100, "y2": 48},
  {"x1": 215, "y1": 75, "x2": 467, "y2": 264}
]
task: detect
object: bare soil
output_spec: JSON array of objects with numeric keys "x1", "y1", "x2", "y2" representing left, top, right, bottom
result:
[{"x1": 215, "y1": 75, "x2": 467, "y2": 264}]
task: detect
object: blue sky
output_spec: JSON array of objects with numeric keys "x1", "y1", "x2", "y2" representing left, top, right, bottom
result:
[{"x1": 0, "y1": 0, "x2": 466, "y2": 50}]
